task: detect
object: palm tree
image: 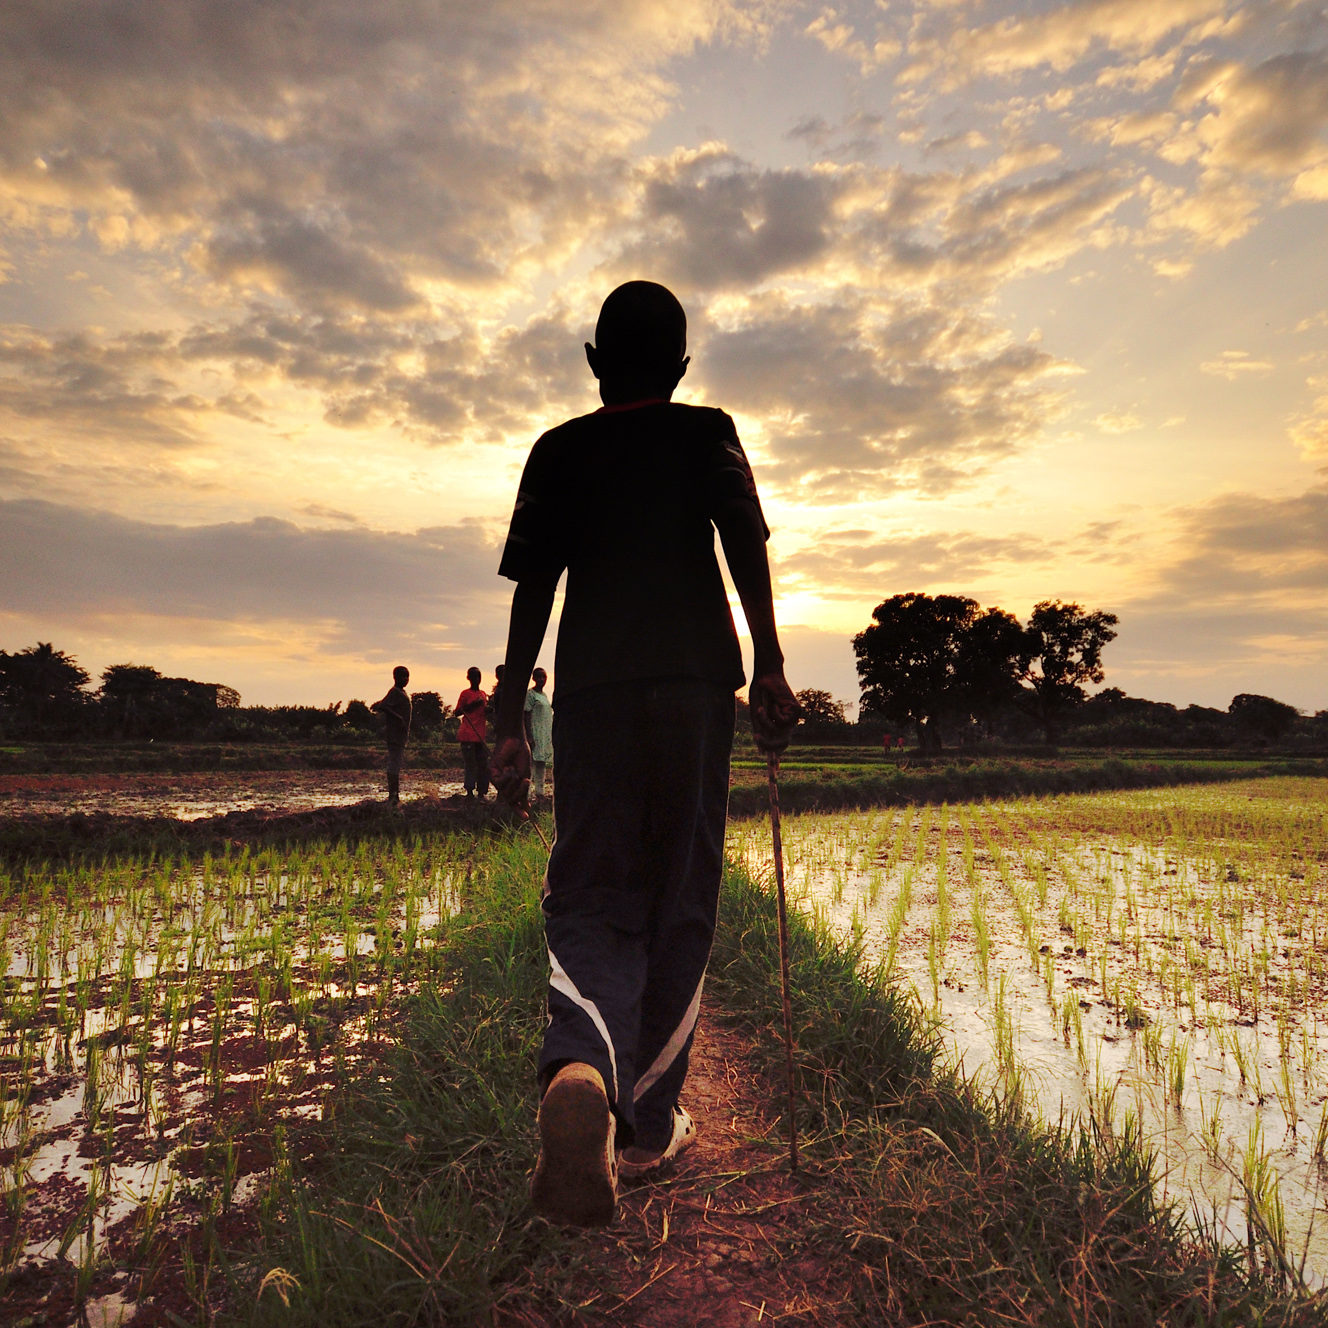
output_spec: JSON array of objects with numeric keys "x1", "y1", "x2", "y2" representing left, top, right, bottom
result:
[{"x1": 0, "y1": 642, "x2": 91, "y2": 732}]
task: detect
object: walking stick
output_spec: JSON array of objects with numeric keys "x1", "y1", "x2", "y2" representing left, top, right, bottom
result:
[
  {"x1": 766, "y1": 751, "x2": 798, "y2": 1173},
  {"x1": 523, "y1": 807, "x2": 550, "y2": 853}
]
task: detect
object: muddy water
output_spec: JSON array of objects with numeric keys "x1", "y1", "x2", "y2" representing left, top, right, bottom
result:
[
  {"x1": 0, "y1": 769, "x2": 471, "y2": 819},
  {"x1": 731, "y1": 781, "x2": 1328, "y2": 1287}
]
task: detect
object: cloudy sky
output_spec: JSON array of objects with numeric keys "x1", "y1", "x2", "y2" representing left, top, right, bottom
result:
[{"x1": 2, "y1": 0, "x2": 1326, "y2": 714}]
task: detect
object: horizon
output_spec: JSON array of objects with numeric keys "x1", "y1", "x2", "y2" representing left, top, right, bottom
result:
[
  {"x1": 2, "y1": 2, "x2": 1325, "y2": 716},
  {"x1": 5, "y1": 630, "x2": 1320, "y2": 724}
]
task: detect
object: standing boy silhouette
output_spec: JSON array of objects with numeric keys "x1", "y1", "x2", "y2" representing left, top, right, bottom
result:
[
  {"x1": 369, "y1": 665, "x2": 412, "y2": 806},
  {"x1": 491, "y1": 280, "x2": 798, "y2": 1227}
]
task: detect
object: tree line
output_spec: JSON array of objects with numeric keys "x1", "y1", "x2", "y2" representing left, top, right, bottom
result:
[
  {"x1": 0, "y1": 643, "x2": 452, "y2": 743},
  {"x1": 3, "y1": 619, "x2": 1321, "y2": 751}
]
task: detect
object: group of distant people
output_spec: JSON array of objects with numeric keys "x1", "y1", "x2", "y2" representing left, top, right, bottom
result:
[{"x1": 368, "y1": 662, "x2": 554, "y2": 807}]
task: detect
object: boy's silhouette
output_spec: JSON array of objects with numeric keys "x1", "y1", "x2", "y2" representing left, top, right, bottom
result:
[
  {"x1": 369, "y1": 665, "x2": 412, "y2": 806},
  {"x1": 491, "y1": 280, "x2": 798, "y2": 1227}
]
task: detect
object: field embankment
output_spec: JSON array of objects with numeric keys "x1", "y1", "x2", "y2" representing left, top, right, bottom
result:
[{"x1": 729, "y1": 753, "x2": 1328, "y2": 816}]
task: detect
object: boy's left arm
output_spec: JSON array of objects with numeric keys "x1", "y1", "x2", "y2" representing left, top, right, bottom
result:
[{"x1": 490, "y1": 577, "x2": 557, "y2": 803}]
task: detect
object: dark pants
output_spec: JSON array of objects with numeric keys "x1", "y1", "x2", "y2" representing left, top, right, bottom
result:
[
  {"x1": 538, "y1": 678, "x2": 734, "y2": 1150},
  {"x1": 461, "y1": 740, "x2": 489, "y2": 795},
  {"x1": 386, "y1": 742, "x2": 405, "y2": 800}
]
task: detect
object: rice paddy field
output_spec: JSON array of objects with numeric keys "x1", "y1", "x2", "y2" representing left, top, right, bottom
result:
[
  {"x1": 0, "y1": 827, "x2": 486, "y2": 1324},
  {"x1": 732, "y1": 774, "x2": 1328, "y2": 1286},
  {"x1": 3, "y1": 769, "x2": 1327, "y2": 1322}
]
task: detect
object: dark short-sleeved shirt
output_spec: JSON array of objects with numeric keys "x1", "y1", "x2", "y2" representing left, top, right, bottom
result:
[
  {"x1": 375, "y1": 686, "x2": 412, "y2": 746},
  {"x1": 498, "y1": 402, "x2": 767, "y2": 702}
]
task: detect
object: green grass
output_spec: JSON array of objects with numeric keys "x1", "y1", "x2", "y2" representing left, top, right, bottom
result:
[{"x1": 241, "y1": 833, "x2": 557, "y2": 1325}]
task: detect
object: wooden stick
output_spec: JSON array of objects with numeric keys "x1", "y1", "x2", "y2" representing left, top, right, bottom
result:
[{"x1": 766, "y1": 753, "x2": 798, "y2": 1173}]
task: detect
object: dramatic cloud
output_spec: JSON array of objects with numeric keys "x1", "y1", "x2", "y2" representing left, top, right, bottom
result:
[
  {"x1": 0, "y1": 326, "x2": 263, "y2": 452},
  {"x1": 0, "y1": 0, "x2": 758, "y2": 305},
  {"x1": 698, "y1": 293, "x2": 1066, "y2": 497},
  {"x1": 616, "y1": 146, "x2": 844, "y2": 289},
  {"x1": 780, "y1": 528, "x2": 1058, "y2": 602},
  {"x1": 1183, "y1": 48, "x2": 1328, "y2": 177},
  {"x1": 1159, "y1": 485, "x2": 1328, "y2": 598},
  {"x1": 901, "y1": 0, "x2": 1228, "y2": 87},
  {"x1": 0, "y1": 497, "x2": 506, "y2": 656}
]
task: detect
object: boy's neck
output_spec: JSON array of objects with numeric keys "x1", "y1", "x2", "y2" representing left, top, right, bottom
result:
[{"x1": 598, "y1": 378, "x2": 675, "y2": 407}]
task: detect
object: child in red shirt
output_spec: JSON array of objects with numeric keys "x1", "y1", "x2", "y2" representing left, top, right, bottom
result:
[{"x1": 455, "y1": 666, "x2": 489, "y2": 800}]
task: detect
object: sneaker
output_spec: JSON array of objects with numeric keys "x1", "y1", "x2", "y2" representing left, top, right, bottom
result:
[
  {"x1": 618, "y1": 1105, "x2": 696, "y2": 1180},
  {"x1": 530, "y1": 1063, "x2": 617, "y2": 1227}
]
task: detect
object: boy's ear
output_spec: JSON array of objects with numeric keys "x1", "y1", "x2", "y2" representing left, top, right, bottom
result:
[
  {"x1": 585, "y1": 342, "x2": 601, "y2": 379},
  {"x1": 676, "y1": 355, "x2": 690, "y2": 383}
]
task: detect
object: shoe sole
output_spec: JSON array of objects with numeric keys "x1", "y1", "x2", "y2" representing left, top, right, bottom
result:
[{"x1": 531, "y1": 1073, "x2": 616, "y2": 1227}]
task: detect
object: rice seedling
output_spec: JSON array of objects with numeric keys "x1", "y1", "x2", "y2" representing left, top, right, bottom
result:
[
  {"x1": 1199, "y1": 1087, "x2": 1224, "y2": 1161},
  {"x1": 1165, "y1": 1035, "x2": 1190, "y2": 1109},
  {"x1": 1242, "y1": 1119, "x2": 1290, "y2": 1281},
  {"x1": 1312, "y1": 1102, "x2": 1328, "y2": 1164}
]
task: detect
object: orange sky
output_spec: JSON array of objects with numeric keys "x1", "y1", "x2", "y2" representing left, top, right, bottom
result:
[{"x1": 1, "y1": 1, "x2": 1326, "y2": 714}]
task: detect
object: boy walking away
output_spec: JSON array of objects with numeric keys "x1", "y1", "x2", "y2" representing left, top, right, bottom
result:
[
  {"x1": 523, "y1": 667, "x2": 553, "y2": 802},
  {"x1": 455, "y1": 666, "x2": 489, "y2": 800},
  {"x1": 369, "y1": 666, "x2": 412, "y2": 807},
  {"x1": 491, "y1": 280, "x2": 799, "y2": 1228}
]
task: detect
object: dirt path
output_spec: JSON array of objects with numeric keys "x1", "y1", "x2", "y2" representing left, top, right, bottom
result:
[{"x1": 509, "y1": 1002, "x2": 864, "y2": 1327}]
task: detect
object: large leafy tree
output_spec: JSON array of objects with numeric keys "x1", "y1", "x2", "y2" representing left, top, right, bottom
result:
[
  {"x1": 99, "y1": 664, "x2": 164, "y2": 737},
  {"x1": 1020, "y1": 601, "x2": 1119, "y2": 745},
  {"x1": 409, "y1": 690, "x2": 449, "y2": 736},
  {"x1": 795, "y1": 689, "x2": 849, "y2": 727},
  {"x1": 1228, "y1": 692, "x2": 1300, "y2": 744},
  {"x1": 0, "y1": 642, "x2": 91, "y2": 732},
  {"x1": 100, "y1": 664, "x2": 242, "y2": 737},
  {"x1": 853, "y1": 593, "x2": 1024, "y2": 751}
]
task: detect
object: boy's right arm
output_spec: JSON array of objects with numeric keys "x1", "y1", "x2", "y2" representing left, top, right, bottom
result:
[{"x1": 490, "y1": 577, "x2": 557, "y2": 802}]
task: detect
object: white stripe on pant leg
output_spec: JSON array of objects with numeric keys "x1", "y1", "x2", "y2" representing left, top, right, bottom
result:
[
  {"x1": 547, "y1": 945, "x2": 620, "y2": 1102},
  {"x1": 633, "y1": 973, "x2": 705, "y2": 1103}
]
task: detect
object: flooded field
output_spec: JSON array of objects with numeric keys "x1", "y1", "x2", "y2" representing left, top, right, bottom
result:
[
  {"x1": 5, "y1": 770, "x2": 1326, "y2": 1322},
  {"x1": 731, "y1": 776, "x2": 1328, "y2": 1286},
  {"x1": 0, "y1": 769, "x2": 472, "y2": 820},
  {"x1": 0, "y1": 822, "x2": 487, "y2": 1325}
]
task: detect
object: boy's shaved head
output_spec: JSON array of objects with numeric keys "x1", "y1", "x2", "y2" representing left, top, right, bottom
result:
[{"x1": 593, "y1": 281, "x2": 687, "y2": 374}]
